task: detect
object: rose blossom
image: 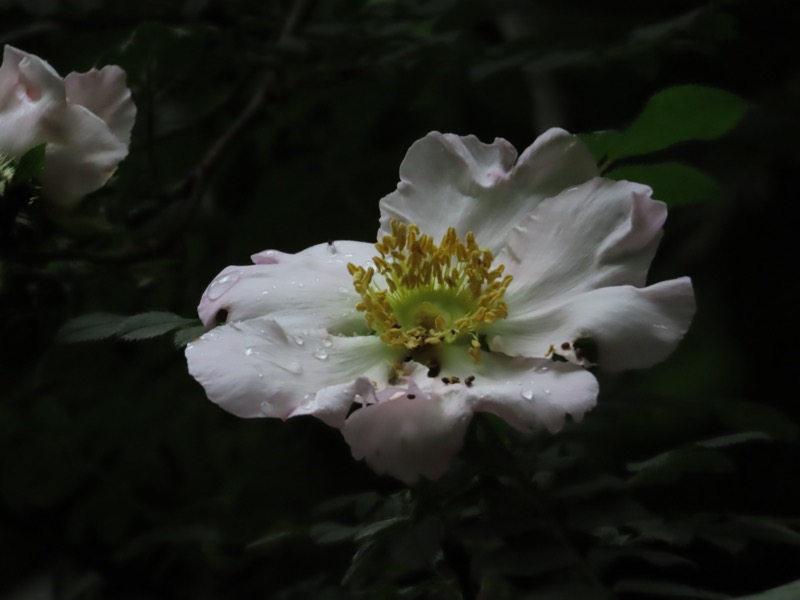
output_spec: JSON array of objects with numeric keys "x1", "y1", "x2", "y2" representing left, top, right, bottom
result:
[
  {"x1": 0, "y1": 45, "x2": 136, "y2": 208},
  {"x1": 186, "y1": 129, "x2": 696, "y2": 484}
]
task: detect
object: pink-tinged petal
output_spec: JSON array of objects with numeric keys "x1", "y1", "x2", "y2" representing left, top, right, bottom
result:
[
  {"x1": 488, "y1": 277, "x2": 696, "y2": 371},
  {"x1": 437, "y1": 347, "x2": 598, "y2": 434},
  {"x1": 378, "y1": 128, "x2": 598, "y2": 252},
  {"x1": 197, "y1": 240, "x2": 375, "y2": 334},
  {"x1": 64, "y1": 66, "x2": 136, "y2": 144},
  {"x1": 9, "y1": 46, "x2": 64, "y2": 102},
  {"x1": 185, "y1": 318, "x2": 394, "y2": 427},
  {"x1": 0, "y1": 46, "x2": 66, "y2": 157},
  {"x1": 499, "y1": 178, "x2": 666, "y2": 303},
  {"x1": 342, "y1": 385, "x2": 473, "y2": 484},
  {"x1": 472, "y1": 360, "x2": 597, "y2": 433},
  {"x1": 39, "y1": 104, "x2": 130, "y2": 207}
]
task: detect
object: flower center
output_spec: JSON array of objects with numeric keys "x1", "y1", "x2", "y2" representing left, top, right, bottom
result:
[{"x1": 348, "y1": 220, "x2": 512, "y2": 362}]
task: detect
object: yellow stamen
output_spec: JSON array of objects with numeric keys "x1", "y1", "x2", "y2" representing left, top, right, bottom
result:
[{"x1": 349, "y1": 220, "x2": 513, "y2": 362}]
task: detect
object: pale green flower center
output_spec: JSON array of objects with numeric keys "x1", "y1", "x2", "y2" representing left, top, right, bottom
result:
[{"x1": 348, "y1": 220, "x2": 512, "y2": 363}]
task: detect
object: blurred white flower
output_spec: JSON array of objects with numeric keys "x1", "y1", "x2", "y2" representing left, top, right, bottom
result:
[
  {"x1": 0, "y1": 45, "x2": 136, "y2": 208},
  {"x1": 186, "y1": 129, "x2": 695, "y2": 484}
]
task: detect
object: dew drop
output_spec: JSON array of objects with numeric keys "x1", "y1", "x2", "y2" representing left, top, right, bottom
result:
[
  {"x1": 260, "y1": 290, "x2": 269, "y2": 296},
  {"x1": 292, "y1": 335, "x2": 305, "y2": 347},
  {"x1": 520, "y1": 389, "x2": 534, "y2": 400},
  {"x1": 313, "y1": 348, "x2": 329, "y2": 360},
  {"x1": 245, "y1": 347, "x2": 254, "y2": 356},
  {"x1": 284, "y1": 361, "x2": 303, "y2": 374},
  {"x1": 320, "y1": 338, "x2": 333, "y2": 348},
  {"x1": 544, "y1": 389, "x2": 551, "y2": 395},
  {"x1": 259, "y1": 401, "x2": 272, "y2": 415},
  {"x1": 301, "y1": 393, "x2": 316, "y2": 409},
  {"x1": 206, "y1": 270, "x2": 241, "y2": 300}
]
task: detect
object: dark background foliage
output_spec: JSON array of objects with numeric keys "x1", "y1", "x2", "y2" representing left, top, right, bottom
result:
[{"x1": 1, "y1": 0, "x2": 798, "y2": 598}]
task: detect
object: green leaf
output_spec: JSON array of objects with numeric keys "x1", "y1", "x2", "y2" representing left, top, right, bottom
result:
[
  {"x1": 613, "y1": 579, "x2": 728, "y2": 599},
  {"x1": 617, "y1": 85, "x2": 748, "y2": 160},
  {"x1": 582, "y1": 86, "x2": 748, "y2": 165},
  {"x1": 12, "y1": 143, "x2": 46, "y2": 183},
  {"x1": 728, "y1": 516, "x2": 800, "y2": 547},
  {"x1": 696, "y1": 431, "x2": 773, "y2": 449},
  {"x1": 589, "y1": 547, "x2": 694, "y2": 571},
  {"x1": 342, "y1": 538, "x2": 381, "y2": 586},
  {"x1": 735, "y1": 579, "x2": 800, "y2": 600},
  {"x1": 309, "y1": 521, "x2": 359, "y2": 545},
  {"x1": 607, "y1": 163, "x2": 724, "y2": 206},
  {"x1": 627, "y1": 448, "x2": 735, "y2": 486},
  {"x1": 57, "y1": 313, "x2": 127, "y2": 343},
  {"x1": 117, "y1": 312, "x2": 196, "y2": 341},
  {"x1": 173, "y1": 324, "x2": 205, "y2": 348},
  {"x1": 354, "y1": 516, "x2": 409, "y2": 542},
  {"x1": 246, "y1": 529, "x2": 302, "y2": 551}
]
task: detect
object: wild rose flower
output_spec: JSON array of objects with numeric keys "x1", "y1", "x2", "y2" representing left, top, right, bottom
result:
[
  {"x1": 0, "y1": 45, "x2": 136, "y2": 209},
  {"x1": 186, "y1": 129, "x2": 695, "y2": 484}
]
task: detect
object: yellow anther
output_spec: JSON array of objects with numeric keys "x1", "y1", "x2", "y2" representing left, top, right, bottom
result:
[{"x1": 348, "y1": 220, "x2": 512, "y2": 363}]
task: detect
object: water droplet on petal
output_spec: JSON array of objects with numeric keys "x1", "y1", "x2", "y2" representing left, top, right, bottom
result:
[
  {"x1": 321, "y1": 338, "x2": 333, "y2": 348},
  {"x1": 520, "y1": 389, "x2": 534, "y2": 400},
  {"x1": 245, "y1": 347, "x2": 254, "y2": 356},
  {"x1": 284, "y1": 361, "x2": 303, "y2": 374},
  {"x1": 544, "y1": 389, "x2": 551, "y2": 395},
  {"x1": 259, "y1": 401, "x2": 272, "y2": 415},
  {"x1": 260, "y1": 290, "x2": 269, "y2": 296},
  {"x1": 301, "y1": 393, "x2": 316, "y2": 409},
  {"x1": 536, "y1": 365, "x2": 549, "y2": 373},
  {"x1": 206, "y1": 270, "x2": 241, "y2": 300},
  {"x1": 292, "y1": 335, "x2": 304, "y2": 347},
  {"x1": 313, "y1": 348, "x2": 329, "y2": 360}
]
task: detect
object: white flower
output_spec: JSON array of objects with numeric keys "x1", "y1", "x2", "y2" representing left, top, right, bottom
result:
[
  {"x1": 186, "y1": 129, "x2": 696, "y2": 484},
  {"x1": 0, "y1": 45, "x2": 136, "y2": 208}
]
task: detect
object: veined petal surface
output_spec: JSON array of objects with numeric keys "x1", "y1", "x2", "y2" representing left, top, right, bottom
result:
[
  {"x1": 437, "y1": 347, "x2": 599, "y2": 434},
  {"x1": 198, "y1": 241, "x2": 375, "y2": 334},
  {"x1": 64, "y1": 66, "x2": 136, "y2": 145},
  {"x1": 342, "y1": 382, "x2": 473, "y2": 485},
  {"x1": 499, "y1": 178, "x2": 666, "y2": 300},
  {"x1": 0, "y1": 46, "x2": 66, "y2": 157},
  {"x1": 488, "y1": 277, "x2": 696, "y2": 371},
  {"x1": 186, "y1": 318, "x2": 394, "y2": 427},
  {"x1": 378, "y1": 128, "x2": 598, "y2": 252}
]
